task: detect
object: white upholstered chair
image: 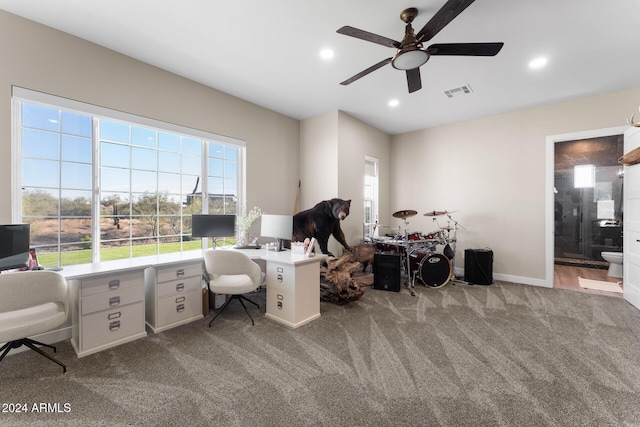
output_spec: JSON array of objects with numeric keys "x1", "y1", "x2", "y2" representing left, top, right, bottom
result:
[
  {"x1": 0, "y1": 270, "x2": 69, "y2": 373},
  {"x1": 204, "y1": 249, "x2": 264, "y2": 327}
]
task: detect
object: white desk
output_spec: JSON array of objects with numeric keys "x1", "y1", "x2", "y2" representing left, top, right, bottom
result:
[{"x1": 231, "y1": 248, "x2": 327, "y2": 329}]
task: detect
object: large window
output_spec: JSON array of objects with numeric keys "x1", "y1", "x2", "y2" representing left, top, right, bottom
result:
[
  {"x1": 364, "y1": 156, "x2": 379, "y2": 239},
  {"x1": 13, "y1": 88, "x2": 244, "y2": 267}
]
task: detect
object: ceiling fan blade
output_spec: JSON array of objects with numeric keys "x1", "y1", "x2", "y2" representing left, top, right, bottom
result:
[
  {"x1": 340, "y1": 57, "x2": 393, "y2": 86},
  {"x1": 337, "y1": 26, "x2": 400, "y2": 48},
  {"x1": 406, "y1": 68, "x2": 422, "y2": 93},
  {"x1": 416, "y1": 0, "x2": 476, "y2": 42},
  {"x1": 428, "y1": 42, "x2": 504, "y2": 56}
]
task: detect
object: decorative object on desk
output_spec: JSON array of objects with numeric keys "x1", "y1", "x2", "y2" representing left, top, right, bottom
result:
[
  {"x1": 292, "y1": 198, "x2": 351, "y2": 256},
  {"x1": 321, "y1": 253, "x2": 367, "y2": 305},
  {"x1": 236, "y1": 206, "x2": 262, "y2": 246}
]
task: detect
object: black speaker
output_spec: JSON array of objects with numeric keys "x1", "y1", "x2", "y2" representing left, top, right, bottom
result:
[
  {"x1": 464, "y1": 249, "x2": 493, "y2": 285},
  {"x1": 373, "y1": 252, "x2": 401, "y2": 292}
]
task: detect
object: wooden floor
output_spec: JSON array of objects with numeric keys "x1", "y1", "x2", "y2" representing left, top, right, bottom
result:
[{"x1": 554, "y1": 264, "x2": 623, "y2": 298}]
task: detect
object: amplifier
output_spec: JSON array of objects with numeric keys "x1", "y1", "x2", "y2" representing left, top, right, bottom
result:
[
  {"x1": 464, "y1": 248, "x2": 493, "y2": 285},
  {"x1": 373, "y1": 252, "x2": 401, "y2": 292}
]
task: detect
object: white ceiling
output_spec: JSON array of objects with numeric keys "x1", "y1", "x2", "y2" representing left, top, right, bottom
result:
[{"x1": 1, "y1": 0, "x2": 639, "y2": 135}]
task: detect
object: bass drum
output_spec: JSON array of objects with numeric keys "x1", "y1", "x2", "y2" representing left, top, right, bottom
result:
[{"x1": 415, "y1": 252, "x2": 452, "y2": 288}]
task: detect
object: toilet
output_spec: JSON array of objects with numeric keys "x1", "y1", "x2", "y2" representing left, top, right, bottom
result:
[{"x1": 601, "y1": 251, "x2": 623, "y2": 278}]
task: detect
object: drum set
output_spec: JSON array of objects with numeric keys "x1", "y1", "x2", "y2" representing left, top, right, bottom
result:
[{"x1": 369, "y1": 209, "x2": 464, "y2": 295}]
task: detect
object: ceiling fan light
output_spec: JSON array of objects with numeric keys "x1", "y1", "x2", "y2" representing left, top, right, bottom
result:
[{"x1": 392, "y1": 48, "x2": 429, "y2": 70}]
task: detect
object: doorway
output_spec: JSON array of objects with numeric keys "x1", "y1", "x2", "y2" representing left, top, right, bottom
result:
[{"x1": 546, "y1": 126, "x2": 627, "y2": 290}]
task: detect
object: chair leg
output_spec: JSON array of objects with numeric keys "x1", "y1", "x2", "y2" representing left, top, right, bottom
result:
[
  {"x1": 208, "y1": 296, "x2": 234, "y2": 327},
  {"x1": 238, "y1": 294, "x2": 260, "y2": 309},
  {"x1": 208, "y1": 294, "x2": 259, "y2": 327},
  {"x1": 0, "y1": 339, "x2": 66, "y2": 373},
  {"x1": 237, "y1": 297, "x2": 255, "y2": 326}
]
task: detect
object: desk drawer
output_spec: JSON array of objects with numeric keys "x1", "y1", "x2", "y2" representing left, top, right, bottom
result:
[
  {"x1": 81, "y1": 302, "x2": 145, "y2": 350},
  {"x1": 267, "y1": 263, "x2": 295, "y2": 292},
  {"x1": 266, "y1": 289, "x2": 294, "y2": 323},
  {"x1": 156, "y1": 262, "x2": 201, "y2": 283},
  {"x1": 82, "y1": 286, "x2": 144, "y2": 316},
  {"x1": 156, "y1": 274, "x2": 201, "y2": 298},
  {"x1": 156, "y1": 289, "x2": 201, "y2": 326},
  {"x1": 81, "y1": 271, "x2": 143, "y2": 297}
]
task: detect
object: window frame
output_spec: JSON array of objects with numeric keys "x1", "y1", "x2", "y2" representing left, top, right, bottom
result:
[{"x1": 11, "y1": 86, "x2": 246, "y2": 265}]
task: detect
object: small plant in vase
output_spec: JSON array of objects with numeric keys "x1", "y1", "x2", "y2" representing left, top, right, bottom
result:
[{"x1": 237, "y1": 206, "x2": 262, "y2": 246}]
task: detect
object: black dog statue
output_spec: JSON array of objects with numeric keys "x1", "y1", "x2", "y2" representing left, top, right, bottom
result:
[{"x1": 292, "y1": 198, "x2": 351, "y2": 256}]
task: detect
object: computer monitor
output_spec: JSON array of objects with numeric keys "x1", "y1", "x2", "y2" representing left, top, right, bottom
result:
[
  {"x1": 0, "y1": 224, "x2": 30, "y2": 271},
  {"x1": 261, "y1": 214, "x2": 293, "y2": 252},
  {"x1": 191, "y1": 214, "x2": 236, "y2": 248}
]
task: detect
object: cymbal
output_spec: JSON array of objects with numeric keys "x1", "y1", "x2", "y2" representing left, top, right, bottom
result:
[
  {"x1": 393, "y1": 209, "x2": 417, "y2": 219},
  {"x1": 423, "y1": 210, "x2": 457, "y2": 217},
  {"x1": 440, "y1": 226, "x2": 455, "y2": 231}
]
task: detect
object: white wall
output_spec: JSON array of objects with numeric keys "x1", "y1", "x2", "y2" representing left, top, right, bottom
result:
[
  {"x1": 0, "y1": 11, "x2": 300, "y2": 223},
  {"x1": 391, "y1": 87, "x2": 640, "y2": 286}
]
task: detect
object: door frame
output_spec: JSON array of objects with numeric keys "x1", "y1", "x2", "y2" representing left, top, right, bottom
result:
[{"x1": 545, "y1": 125, "x2": 628, "y2": 287}]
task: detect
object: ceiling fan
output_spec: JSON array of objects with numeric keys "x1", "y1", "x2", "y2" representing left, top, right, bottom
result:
[{"x1": 337, "y1": 0, "x2": 504, "y2": 93}]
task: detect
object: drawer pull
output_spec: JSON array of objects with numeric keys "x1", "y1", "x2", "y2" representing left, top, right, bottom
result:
[
  {"x1": 277, "y1": 274, "x2": 283, "y2": 282},
  {"x1": 176, "y1": 296, "x2": 186, "y2": 303},
  {"x1": 109, "y1": 279, "x2": 120, "y2": 289},
  {"x1": 109, "y1": 296, "x2": 121, "y2": 306},
  {"x1": 109, "y1": 320, "x2": 121, "y2": 331},
  {"x1": 176, "y1": 303, "x2": 185, "y2": 312},
  {"x1": 176, "y1": 269, "x2": 185, "y2": 278},
  {"x1": 277, "y1": 267, "x2": 284, "y2": 273},
  {"x1": 108, "y1": 311, "x2": 121, "y2": 320},
  {"x1": 176, "y1": 283, "x2": 185, "y2": 292}
]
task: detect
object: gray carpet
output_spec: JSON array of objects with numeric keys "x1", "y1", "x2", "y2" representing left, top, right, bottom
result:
[{"x1": 3, "y1": 280, "x2": 640, "y2": 426}]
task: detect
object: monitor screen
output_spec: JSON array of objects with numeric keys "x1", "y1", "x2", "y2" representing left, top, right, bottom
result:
[
  {"x1": 0, "y1": 224, "x2": 30, "y2": 271},
  {"x1": 191, "y1": 214, "x2": 236, "y2": 238},
  {"x1": 261, "y1": 214, "x2": 293, "y2": 240}
]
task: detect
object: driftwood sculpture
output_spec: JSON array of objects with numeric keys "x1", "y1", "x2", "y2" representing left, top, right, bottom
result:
[
  {"x1": 320, "y1": 254, "x2": 367, "y2": 305},
  {"x1": 619, "y1": 147, "x2": 640, "y2": 166}
]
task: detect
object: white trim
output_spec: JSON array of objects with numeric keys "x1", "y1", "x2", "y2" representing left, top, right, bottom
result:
[
  {"x1": 11, "y1": 86, "x2": 245, "y2": 147},
  {"x1": 545, "y1": 125, "x2": 628, "y2": 288}
]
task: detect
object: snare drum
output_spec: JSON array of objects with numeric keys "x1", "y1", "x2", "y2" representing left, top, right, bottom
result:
[
  {"x1": 409, "y1": 251, "x2": 452, "y2": 288},
  {"x1": 373, "y1": 237, "x2": 403, "y2": 254}
]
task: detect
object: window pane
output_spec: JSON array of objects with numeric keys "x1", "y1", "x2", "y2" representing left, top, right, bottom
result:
[
  {"x1": 60, "y1": 218, "x2": 91, "y2": 244},
  {"x1": 100, "y1": 120, "x2": 130, "y2": 144},
  {"x1": 131, "y1": 170, "x2": 157, "y2": 193},
  {"x1": 23, "y1": 103, "x2": 59, "y2": 131},
  {"x1": 132, "y1": 194, "x2": 157, "y2": 215},
  {"x1": 159, "y1": 132, "x2": 180, "y2": 152},
  {"x1": 101, "y1": 167, "x2": 130, "y2": 192},
  {"x1": 101, "y1": 142, "x2": 130, "y2": 168},
  {"x1": 61, "y1": 111, "x2": 91, "y2": 137},
  {"x1": 22, "y1": 189, "x2": 59, "y2": 217},
  {"x1": 182, "y1": 137, "x2": 201, "y2": 155},
  {"x1": 60, "y1": 190, "x2": 92, "y2": 216},
  {"x1": 62, "y1": 135, "x2": 92, "y2": 163},
  {"x1": 224, "y1": 160, "x2": 237, "y2": 177},
  {"x1": 208, "y1": 158, "x2": 223, "y2": 176},
  {"x1": 182, "y1": 154, "x2": 201, "y2": 175},
  {"x1": 61, "y1": 162, "x2": 92, "y2": 189},
  {"x1": 132, "y1": 147, "x2": 157, "y2": 171},
  {"x1": 158, "y1": 172, "x2": 182, "y2": 194},
  {"x1": 224, "y1": 145, "x2": 238, "y2": 161},
  {"x1": 23, "y1": 158, "x2": 59, "y2": 188},
  {"x1": 208, "y1": 142, "x2": 224, "y2": 158},
  {"x1": 132, "y1": 126, "x2": 156, "y2": 148},
  {"x1": 22, "y1": 129, "x2": 59, "y2": 160},
  {"x1": 158, "y1": 151, "x2": 180, "y2": 173}
]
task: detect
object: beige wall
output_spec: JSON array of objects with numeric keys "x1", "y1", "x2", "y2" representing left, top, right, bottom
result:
[
  {"x1": 0, "y1": 11, "x2": 300, "y2": 223},
  {"x1": 300, "y1": 111, "x2": 392, "y2": 256},
  {"x1": 391, "y1": 87, "x2": 640, "y2": 286}
]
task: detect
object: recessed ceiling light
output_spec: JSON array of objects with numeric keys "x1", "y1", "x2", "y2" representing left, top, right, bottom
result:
[
  {"x1": 388, "y1": 99, "x2": 399, "y2": 108},
  {"x1": 320, "y1": 48, "x2": 334, "y2": 60},
  {"x1": 529, "y1": 57, "x2": 548, "y2": 69}
]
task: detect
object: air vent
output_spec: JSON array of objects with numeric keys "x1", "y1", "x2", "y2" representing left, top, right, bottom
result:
[{"x1": 444, "y1": 84, "x2": 473, "y2": 98}]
